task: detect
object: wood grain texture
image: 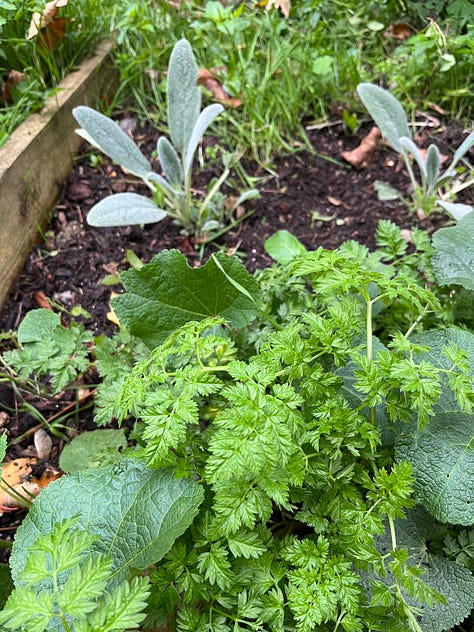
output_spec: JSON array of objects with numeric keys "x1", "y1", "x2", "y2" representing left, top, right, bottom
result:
[{"x1": 0, "y1": 41, "x2": 118, "y2": 307}]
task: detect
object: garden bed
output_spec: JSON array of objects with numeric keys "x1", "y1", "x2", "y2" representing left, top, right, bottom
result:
[{"x1": 2, "y1": 116, "x2": 469, "y2": 334}]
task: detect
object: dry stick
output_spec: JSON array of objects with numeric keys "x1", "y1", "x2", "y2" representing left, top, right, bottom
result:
[{"x1": 9, "y1": 388, "x2": 97, "y2": 446}]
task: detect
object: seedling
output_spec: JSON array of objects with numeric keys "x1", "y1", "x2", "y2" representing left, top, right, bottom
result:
[
  {"x1": 357, "y1": 82, "x2": 474, "y2": 219},
  {"x1": 73, "y1": 38, "x2": 258, "y2": 243}
]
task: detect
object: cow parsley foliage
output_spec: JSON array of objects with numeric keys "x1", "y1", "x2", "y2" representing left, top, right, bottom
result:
[{"x1": 2, "y1": 222, "x2": 474, "y2": 631}]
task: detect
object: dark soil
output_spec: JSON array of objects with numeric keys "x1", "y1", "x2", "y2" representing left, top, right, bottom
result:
[
  {"x1": 2, "y1": 118, "x2": 471, "y2": 335},
  {"x1": 0, "y1": 118, "x2": 472, "y2": 563}
]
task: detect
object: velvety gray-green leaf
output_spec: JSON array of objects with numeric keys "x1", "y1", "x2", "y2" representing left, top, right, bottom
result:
[
  {"x1": 87, "y1": 193, "x2": 167, "y2": 227},
  {"x1": 184, "y1": 104, "x2": 224, "y2": 177},
  {"x1": 146, "y1": 171, "x2": 182, "y2": 196},
  {"x1": 450, "y1": 130, "x2": 474, "y2": 169},
  {"x1": 396, "y1": 412, "x2": 474, "y2": 525},
  {"x1": 59, "y1": 430, "x2": 128, "y2": 473},
  {"x1": 113, "y1": 250, "x2": 261, "y2": 349},
  {"x1": 425, "y1": 144, "x2": 440, "y2": 189},
  {"x1": 437, "y1": 201, "x2": 473, "y2": 221},
  {"x1": 157, "y1": 137, "x2": 182, "y2": 185},
  {"x1": 432, "y1": 213, "x2": 474, "y2": 290},
  {"x1": 17, "y1": 309, "x2": 60, "y2": 344},
  {"x1": 264, "y1": 230, "x2": 308, "y2": 264},
  {"x1": 167, "y1": 39, "x2": 201, "y2": 155},
  {"x1": 9, "y1": 459, "x2": 204, "y2": 583},
  {"x1": 399, "y1": 136, "x2": 427, "y2": 178},
  {"x1": 73, "y1": 106, "x2": 151, "y2": 178},
  {"x1": 374, "y1": 179, "x2": 400, "y2": 201},
  {"x1": 357, "y1": 83, "x2": 411, "y2": 152}
]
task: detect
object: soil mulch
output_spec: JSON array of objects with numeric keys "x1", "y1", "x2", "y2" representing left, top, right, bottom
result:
[{"x1": 2, "y1": 118, "x2": 470, "y2": 334}]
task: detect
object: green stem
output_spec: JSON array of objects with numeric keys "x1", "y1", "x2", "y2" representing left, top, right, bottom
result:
[
  {"x1": 197, "y1": 166, "x2": 230, "y2": 224},
  {"x1": 365, "y1": 295, "x2": 377, "y2": 427}
]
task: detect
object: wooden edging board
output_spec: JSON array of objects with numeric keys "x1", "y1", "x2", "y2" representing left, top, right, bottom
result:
[{"x1": 0, "y1": 41, "x2": 118, "y2": 308}]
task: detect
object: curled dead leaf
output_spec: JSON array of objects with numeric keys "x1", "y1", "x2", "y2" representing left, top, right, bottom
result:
[
  {"x1": 197, "y1": 69, "x2": 242, "y2": 108},
  {"x1": 28, "y1": 0, "x2": 68, "y2": 39},
  {"x1": 384, "y1": 22, "x2": 414, "y2": 40},
  {"x1": 265, "y1": 0, "x2": 291, "y2": 19},
  {"x1": 0, "y1": 457, "x2": 61, "y2": 512},
  {"x1": 341, "y1": 126, "x2": 381, "y2": 169}
]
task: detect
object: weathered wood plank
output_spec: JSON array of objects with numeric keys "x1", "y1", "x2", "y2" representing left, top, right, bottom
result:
[{"x1": 0, "y1": 41, "x2": 118, "y2": 307}]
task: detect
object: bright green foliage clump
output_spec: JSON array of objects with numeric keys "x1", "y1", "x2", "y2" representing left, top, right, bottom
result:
[
  {"x1": 2, "y1": 222, "x2": 474, "y2": 631},
  {"x1": 0, "y1": 517, "x2": 150, "y2": 632}
]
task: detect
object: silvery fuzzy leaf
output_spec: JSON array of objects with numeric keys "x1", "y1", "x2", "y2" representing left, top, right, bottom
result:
[
  {"x1": 73, "y1": 107, "x2": 151, "y2": 178},
  {"x1": 399, "y1": 136, "x2": 427, "y2": 179},
  {"x1": 450, "y1": 130, "x2": 474, "y2": 169},
  {"x1": 157, "y1": 136, "x2": 182, "y2": 185},
  {"x1": 167, "y1": 39, "x2": 201, "y2": 155},
  {"x1": 357, "y1": 83, "x2": 411, "y2": 152},
  {"x1": 425, "y1": 144, "x2": 441, "y2": 189},
  {"x1": 184, "y1": 103, "x2": 224, "y2": 177},
  {"x1": 87, "y1": 193, "x2": 167, "y2": 227}
]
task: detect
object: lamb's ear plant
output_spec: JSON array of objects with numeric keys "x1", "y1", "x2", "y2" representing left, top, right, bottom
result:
[
  {"x1": 73, "y1": 38, "x2": 258, "y2": 243},
  {"x1": 357, "y1": 82, "x2": 474, "y2": 218}
]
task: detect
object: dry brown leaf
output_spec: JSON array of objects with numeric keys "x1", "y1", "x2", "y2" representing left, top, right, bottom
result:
[
  {"x1": 197, "y1": 69, "x2": 242, "y2": 108},
  {"x1": 34, "y1": 429, "x2": 53, "y2": 460},
  {"x1": 0, "y1": 457, "x2": 61, "y2": 512},
  {"x1": 28, "y1": 0, "x2": 68, "y2": 39},
  {"x1": 341, "y1": 126, "x2": 381, "y2": 169},
  {"x1": 106, "y1": 292, "x2": 120, "y2": 327},
  {"x1": 1, "y1": 70, "x2": 25, "y2": 105},
  {"x1": 327, "y1": 196, "x2": 343, "y2": 207},
  {"x1": 384, "y1": 22, "x2": 413, "y2": 40},
  {"x1": 265, "y1": 0, "x2": 291, "y2": 19},
  {"x1": 34, "y1": 291, "x2": 52, "y2": 310}
]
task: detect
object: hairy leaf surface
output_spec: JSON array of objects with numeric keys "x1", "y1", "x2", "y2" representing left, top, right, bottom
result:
[
  {"x1": 357, "y1": 83, "x2": 411, "y2": 152},
  {"x1": 9, "y1": 460, "x2": 204, "y2": 583},
  {"x1": 167, "y1": 39, "x2": 201, "y2": 155},
  {"x1": 432, "y1": 213, "x2": 474, "y2": 290},
  {"x1": 73, "y1": 106, "x2": 152, "y2": 178},
  {"x1": 396, "y1": 413, "x2": 474, "y2": 525}
]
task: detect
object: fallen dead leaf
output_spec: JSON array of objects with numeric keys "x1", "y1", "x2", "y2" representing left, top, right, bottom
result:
[
  {"x1": 0, "y1": 412, "x2": 9, "y2": 428},
  {"x1": 0, "y1": 457, "x2": 61, "y2": 512},
  {"x1": 266, "y1": 0, "x2": 291, "y2": 19},
  {"x1": 34, "y1": 290, "x2": 53, "y2": 310},
  {"x1": 341, "y1": 126, "x2": 381, "y2": 169},
  {"x1": 28, "y1": 0, "x2": 68, "y2": 39},
  {"x1": 384, "y1": 22, "x2": 413, "y2": 40},
  {"x1": 34, "y1": 429, "x2": 53, "y2": 460},
  {"x1": 197, "y1": 69, "x2": 242, "y2": 108},
  {"x1": 106, "y1": 292, "x2": 120, "y2": 327},
  {"x1": 1, "y1": 70, "x2": 25, "y2": 105}
]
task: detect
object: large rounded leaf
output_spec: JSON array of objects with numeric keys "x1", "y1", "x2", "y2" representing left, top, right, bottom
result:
[{"x1": 9, "y1": 460, "x2": 204, "y2": 582}]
